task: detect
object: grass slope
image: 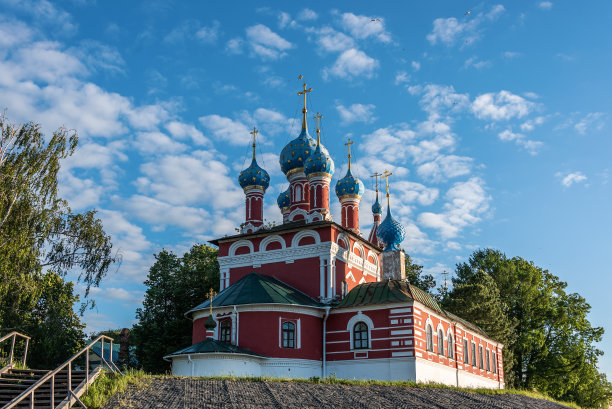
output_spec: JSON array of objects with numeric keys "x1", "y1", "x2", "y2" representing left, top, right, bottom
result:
[{"x1": 81, "y1": 371, "x2": 581, "y2": 409}]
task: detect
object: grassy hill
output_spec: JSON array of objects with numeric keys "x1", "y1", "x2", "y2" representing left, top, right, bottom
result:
[{"x1": 83, "y1": 371, "x2": 580, "y2": 409}]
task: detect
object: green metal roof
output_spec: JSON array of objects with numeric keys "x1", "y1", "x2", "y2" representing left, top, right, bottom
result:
[
  {"x1": 164, "y1": 338, "x2": 264, "y2": 360},
  {"x1": 336, "y1": 279, "x2": 414, "y2": 308},
  {"x1": 336, "y1": 279, "x2": 490, "y2": 339},
  {"x1": 188, "y1": 273, "x2": 323, "y2": 316}
]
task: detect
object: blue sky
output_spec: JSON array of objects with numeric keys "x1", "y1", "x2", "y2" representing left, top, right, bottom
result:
[{"x1": 1, "y1": 0, "x2": 610, "y2": 375}]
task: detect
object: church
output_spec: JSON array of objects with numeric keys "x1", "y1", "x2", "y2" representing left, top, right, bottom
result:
[{"x1": 164, "y1": 83, "x2": 505, "y2": 389}]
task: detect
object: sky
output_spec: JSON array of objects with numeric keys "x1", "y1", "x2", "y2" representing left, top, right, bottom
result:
[{"x1": 0, "y1": 0, "x2": 610, "y2": 375}]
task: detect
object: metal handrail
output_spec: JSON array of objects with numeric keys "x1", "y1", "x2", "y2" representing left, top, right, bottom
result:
[
  {"x1": 0, "y1": 331, "x2": 30, "y2": 368},
  {"x1": 2, "y1": 334, "x2": 120, "y2": 409}
]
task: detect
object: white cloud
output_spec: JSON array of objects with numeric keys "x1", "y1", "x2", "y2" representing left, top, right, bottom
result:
[
  {"x1": 122, "y1": 194, "x2": 213, "y2": 233},
  {"x1": 417, "y1": 155, "x2": 473, "y2": 182},
  {"x1": 336, "y1": 103, "x2": 376, "y2": 125},
  {"x1": 324, "y1": 48, "x2": 379, "y2": 80},
  {"x1": 298, "y1": 8, "x2": 318, "y2": 21},
  {"x1": 165, "y1": 121, "x2": 209, "y2": 146},
  {"x1": 199, "y1": 114, "x2": 252, "y2": 145},
  {"x1": 574, "y1": 112, "x2": 605, "y2": 135},
  {"x1": 311, "y1": 26, "x2": 355, "y2": 53},
  {"x1": 395, "y1": 71, "x2": 410, "y2": 85},
  {"x1": 98, "y1": 209, "x2": 153, "y2": 269},
  {"x1": 418, "y1": 177, "x2": 490, "y2": 239},
  {"x1": 339, "y1": 12, "x2": 391, "y2": 43},
  {"x1": 427, "y1": 4, "x2": 505, "y2": 46},
  {"x1": 196, "y1": 21, "x2": 221, "y2": 44},
  {"x1": 464, "y1": 56, "x2": 491, "y2": 70},
  {"x1": 503, "y1": 51, "x2": 521, "y2": 59},
  {"x1": 88, "y1": 286, "x2": 144, "y2": 305},
  {"x1": 245, "y1": 24, "x2": 293, "y2": 60},
  {"x1": 472, "y1": 90, "x2": 535, "y2": 121},
  {"x1": 498, "y1": 129, "x2": 543, "y2": 155},
  {"x1": 417, "y1": 84, "x2": 470, "y2": 117},
  {"x1": 520, "y1": 116, "x2": 545, "y2": 132},
  {"x1": 134, "y1": 131, "x2": 187, "y2": 155},
  {"x1": 412, "y1": 61, "x2": 421, "y2": 71},
  {"x1": 2, "y1": 0, "x2": 77, "y2": 35},
  {"x1": 226, "y1": 37, "x2": 244, "y2": 54},
  {"x1": 556, "y1": 171, "x2": 587, "y2": 188},
  {"x1": 0, "y1": 17, "x2": 33, "y2": 49},
  {"x1": 136, "y1": 150, "x2": 243, "y2": 209},
  {"x1": 539, "y1": 1, "x2": 553, "y2": 10},
  {"x1": 59, "y1": 171, "x2": 104, "y2": 210},
  {"x1": 71, "y1": 40, "x2": 125, "y2": 74}
]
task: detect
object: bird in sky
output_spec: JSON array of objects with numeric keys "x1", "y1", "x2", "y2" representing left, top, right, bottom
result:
[
  {"x1": 371, "y1": 18, "x2": 381, "y2": 22},
  {"x1": 297, "y1": 75, "x2": 303, "y2": 80},
  {"x1": 464, "y1": 10, "x2": 472, "y2": 15}
]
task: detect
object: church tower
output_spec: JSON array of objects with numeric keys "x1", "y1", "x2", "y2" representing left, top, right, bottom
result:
[
  {"x1": 368, "y1": 172, "x2": 383, "y2": 247},
  {"x1": 376, "y1": 170, "x2": 407, "y2": 280},
  {"x1": 238, "y1": 127, "x2": 270, "y2": 234},
  {"x1": 279, "y1": 82, "x2": 317, "y2": 221},
  {"x1": 305, "y1": 112, "x2": 334, "y2": 222},
  {"x1": 335, "y1": 138, "x2": 364, "y2": 234}
]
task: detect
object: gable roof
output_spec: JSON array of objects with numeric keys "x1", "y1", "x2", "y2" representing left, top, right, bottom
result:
[
  {"x1": 187, "y1": 273, "x2": 323, "y2": 317},
  {"x1": 336, "y1": 279, "x2": 489, "y2": 339},
  {"x1": 163, "y1": 338, "x2": 264, "y2": 360}
]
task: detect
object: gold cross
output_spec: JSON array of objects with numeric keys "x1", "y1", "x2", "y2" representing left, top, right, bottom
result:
[
  {"x1": 249, "y1": 127, "x2": 258, "y2": 159},
  {"x1": 314, "y1": 112, "x2": 323, "y2": 145},
  {"x1": 383, "y1": 169, "x2": 393, "y2": 202},
  {"x1": 370, "y1": 172, "x2": 383, "y2": 193},
  {"x1": 206, "y1": 288, "x2": 216, "y2": 316},
  {"x1": 297, "y1": 82, "x2": 312, "y2": 130},
  {"x1": 345, "y1": 138, "x2": 354, "y2": 170}
]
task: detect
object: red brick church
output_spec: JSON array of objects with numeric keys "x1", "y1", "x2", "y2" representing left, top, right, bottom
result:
[{"x1": 165, "y1": 84, "x2": 504, "y2": 388}]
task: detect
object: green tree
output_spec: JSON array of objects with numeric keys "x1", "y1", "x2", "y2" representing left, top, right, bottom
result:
[
  {"x1": 0, "y1": 114, "x2": 115, "y2": 367},
  {"x1": 26, "y1": 272, "x2": 86, "y2": 369},
  {"x1": 404, "y1": 253, "x2": 436, "y2": 293},
  {"x1": 131, "y1": 244, "x2": 219, "y2": 373},
  {"x1": 446, "y1": 249, "x2": 611, "y2": 408}
]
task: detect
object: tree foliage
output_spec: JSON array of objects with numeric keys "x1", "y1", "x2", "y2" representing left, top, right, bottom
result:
[
  {"x1": 131, "y1": 244, "x2": 219, "y2": 373},
  {"x1": 0, "y1": 114, "x2": 115, "y2": 368},
  {"x1": 404, "y1": 253, "x2": 436, "y2": 294},
  {"x1": 444, "y1": 249, "x2": 611, "y2": 408}
]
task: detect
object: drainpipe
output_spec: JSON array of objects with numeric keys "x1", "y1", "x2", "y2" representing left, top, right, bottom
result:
[
  {"x1": 187, "y1": 354, "x2": 194, "y2": 377},
  {"x1": 322, "y1": 306, "x2": 331, "y2": 378},
  {"x1": 234, "y1": 306, "x2": 239, "y2": 346},
  {"x1": 453, "y1": 323, "x2": 459, "y2": 387}
]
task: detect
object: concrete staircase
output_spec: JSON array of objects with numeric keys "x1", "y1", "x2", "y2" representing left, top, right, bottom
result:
[{"x1": 0, "y1": 368, "x2": 87, "y2": 408}]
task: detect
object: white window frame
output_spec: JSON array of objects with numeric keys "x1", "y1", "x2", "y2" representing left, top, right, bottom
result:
[{"x1": 347, "y1": 312, "x2": 373, "y2": 350}]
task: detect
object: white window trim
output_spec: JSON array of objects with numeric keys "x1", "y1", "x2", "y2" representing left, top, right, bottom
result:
[{"x1": 347, "y1": 311, "x2": 374, "y2": 350}]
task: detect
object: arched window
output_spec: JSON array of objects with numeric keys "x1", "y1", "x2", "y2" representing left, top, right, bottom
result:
[
  {"x1": 353, "y1": 322, "x2": 369, "y2": 349},
  {"x1": 426, "y1": 324, "x2": 434, "y2": 352},
  {"x1": 295, "y1": 185, "x2": 302, "y2": 202},
  {"x1": 463, "y1": 339, "x2": 469, "y2": 363},
  {"x1": 486, "y1": 349, "x2": 491, "y2": 371},
  {"x1": 479, "y1": 345, "x2": 484, "y2": 369},
  {"x1": 438, "y1": 329, "x2": 444, "y2": 355},
  {"x1": 447, "y1": 334, "x2": 454, "y2": 359},
  {"x1": 471, "y1": 343, "x2": 477, "y2": 366},
  {"x1": 282, "y1": 322, "x2": 295, "y2": 348},
  {"x1": 492, "y1": 352, "x2": 498, "y2": 374},
  {"x1": 220, "y1": 320, "x2": 231, "y2": 344}
]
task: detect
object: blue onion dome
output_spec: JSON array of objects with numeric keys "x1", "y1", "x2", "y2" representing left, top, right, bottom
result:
[
  {"x1": 335, "y1": 169, "x2": 365, "y2": 199},
  {"x1": 277, "y1": 188, "x2": 290, "y2": 209},
  {"x1": 279, "y1": 128, "x2": 317, "y2": 175},
  {"x1": 238, "y1": 157, "x2": 270, "y2": 191},
  {"x1": 305, "y1": 143, "x2": 335, "y2": 177},
  {"x1": 372, "y1": 195, "x2": 382, "y2": 214},
  {"x1": 376, "y1": 205, "x2": 406, "y2": 252}
]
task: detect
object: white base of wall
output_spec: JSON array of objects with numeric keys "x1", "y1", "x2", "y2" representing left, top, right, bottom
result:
[
  {"x1": 170, "y1": 354, "x2": 321, "y2": 379},
  {"x1": 415, "y1": 358, "x2": 503, "y2": 389},
  {"x1": 326, "y1": 357, "x2": 416, "y2": 382},
  {"x1": 170, "y1": 354, "x2": 503, "y2": 389}
]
